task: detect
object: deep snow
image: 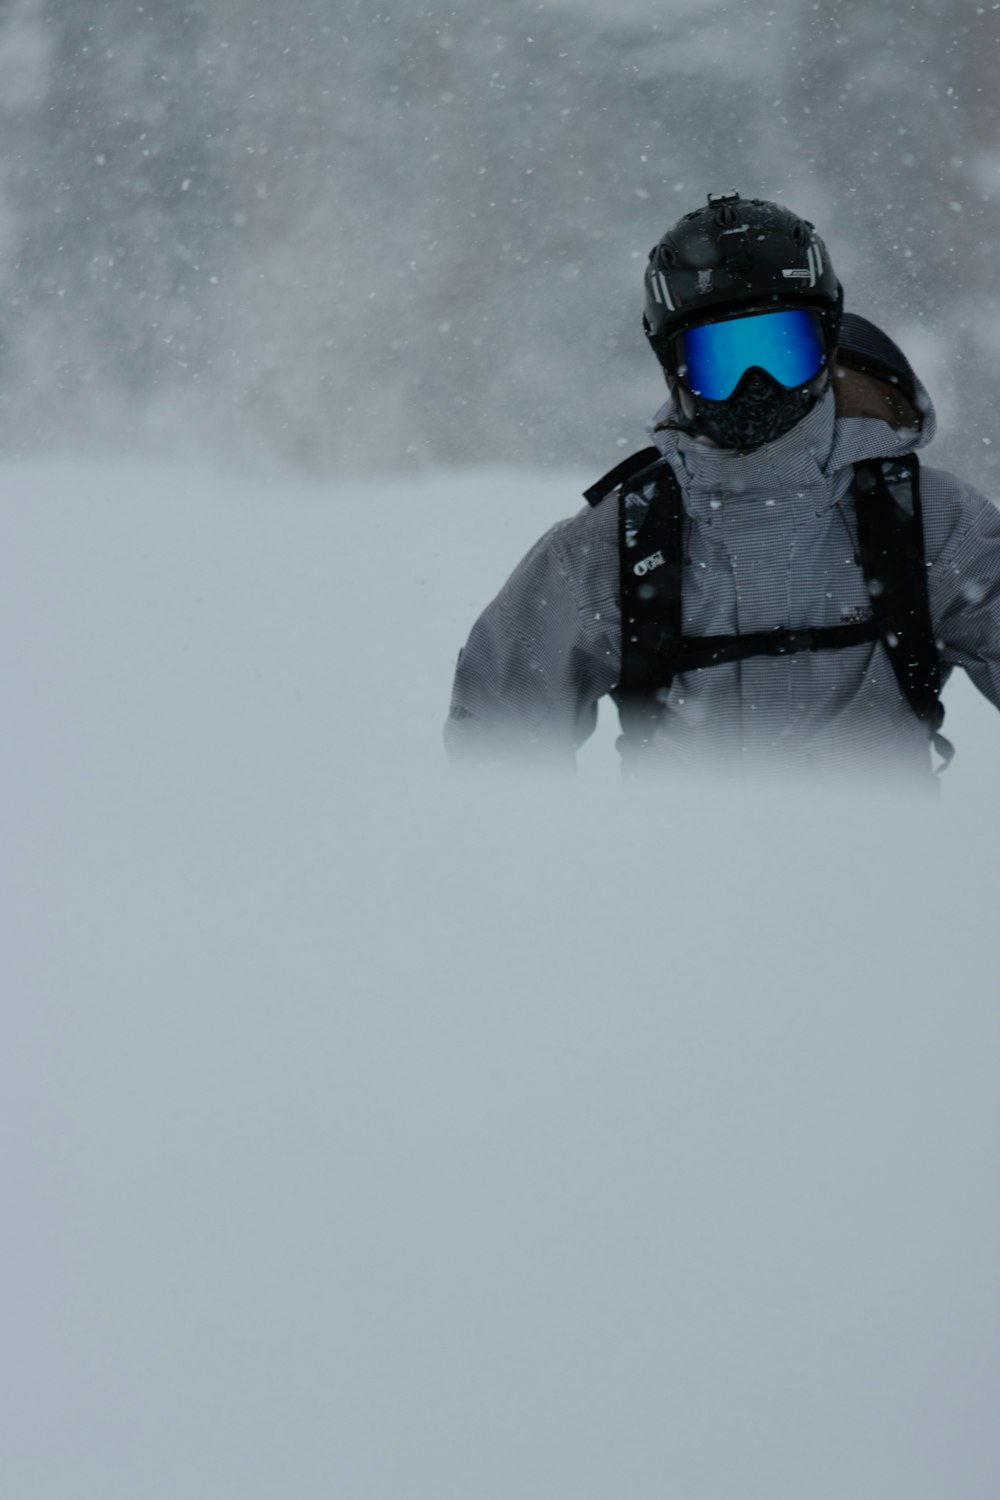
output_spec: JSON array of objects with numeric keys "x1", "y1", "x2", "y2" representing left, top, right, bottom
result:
[{"x1": 4, "y1": 458, "x2": 1000, "y2": 1500}]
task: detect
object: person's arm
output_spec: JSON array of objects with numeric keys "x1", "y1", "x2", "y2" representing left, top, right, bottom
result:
[
  {"x1": 926, "y1": 467, "x2": 1000, "y2": 710},
  {"x1": 445, "y1": 513, "x2": 619, "y2": 766}
]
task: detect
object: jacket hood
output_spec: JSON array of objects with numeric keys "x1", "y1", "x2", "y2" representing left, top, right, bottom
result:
[{"x1": 648, "y1": 314, "x2": 936, "y2": 512}]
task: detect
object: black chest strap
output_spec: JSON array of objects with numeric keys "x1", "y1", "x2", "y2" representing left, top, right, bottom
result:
[{"x1": 598, "y1": 451, "x2": 952, "y2": 767}]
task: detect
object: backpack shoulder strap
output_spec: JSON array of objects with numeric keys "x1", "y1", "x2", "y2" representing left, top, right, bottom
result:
[
  {"x1": 852, "y1": 453, "x2": 953, "y2": 768},
  {"x1": 583, "y1": 446, "x2": 663, "y2": 507},
  {"x1": 613, "y1": 458, "x2": 686, "y2": 743}
]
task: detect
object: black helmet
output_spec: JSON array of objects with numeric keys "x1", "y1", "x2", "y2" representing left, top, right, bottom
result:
[
  {"x1": 643, "y1": 191, "x2": 842, "y2": 354},
  {"x1": 643, "y1": 192, "x2": 844, "y2": 450}
]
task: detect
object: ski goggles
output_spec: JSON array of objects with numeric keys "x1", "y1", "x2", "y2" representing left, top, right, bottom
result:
[{"x1": 672, "y1": 308, "x2": 827, "y2": 402}]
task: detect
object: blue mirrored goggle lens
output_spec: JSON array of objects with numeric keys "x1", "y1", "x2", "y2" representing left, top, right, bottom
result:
[{"x1": 675, "y1": 309, "x2": 827, "y2": 401}]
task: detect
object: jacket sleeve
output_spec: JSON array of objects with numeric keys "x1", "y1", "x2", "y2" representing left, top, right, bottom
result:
[
  {"x1": 444, "y1": 513, "x2": 620, "y2": 765},
  {"x1": 925, "y1": 467, "x2": 1000, "y2": 712}
]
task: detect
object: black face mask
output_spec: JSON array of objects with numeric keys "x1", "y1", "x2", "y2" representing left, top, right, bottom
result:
[{"x1": 679, "y1": 368, "x2": 821, "y2": 452}]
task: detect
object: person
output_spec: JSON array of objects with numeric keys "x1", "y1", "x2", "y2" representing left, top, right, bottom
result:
[{"x1": 444, "y1": 191, "x2": 1000, "y2": 781}]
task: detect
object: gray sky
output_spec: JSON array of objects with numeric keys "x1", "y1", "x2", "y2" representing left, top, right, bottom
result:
[{"x1": 0, "y1": 0, "x2": 997, "y2": 482}]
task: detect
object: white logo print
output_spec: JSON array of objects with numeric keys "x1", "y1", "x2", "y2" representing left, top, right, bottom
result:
[
  {"x1": 633, "y1": 551, "x2": 665, "y2": 577},
  {"x1": 781, "y1": 242, "x2": 823, "y2": 287}
]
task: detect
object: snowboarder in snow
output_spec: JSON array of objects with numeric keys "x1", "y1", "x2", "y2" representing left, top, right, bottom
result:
[{"x1": 445, "y1": 191, "x2": 1000, "y2": 780}]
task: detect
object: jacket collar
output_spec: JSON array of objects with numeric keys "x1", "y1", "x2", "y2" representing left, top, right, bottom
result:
[
  {"x1": 651, "y1": 389, "x2": 840, "y2": 520},
  {"x1": 648, "y1": 363, "x2": 936, "y2": 522}
]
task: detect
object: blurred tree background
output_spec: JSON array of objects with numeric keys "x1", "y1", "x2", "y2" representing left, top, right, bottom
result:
[{"x1": 0, "y1": 0, "x2": 997, "y2": 484}]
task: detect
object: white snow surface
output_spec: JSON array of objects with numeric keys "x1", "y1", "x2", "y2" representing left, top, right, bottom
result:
[{"x1": 4, "y1": 458, "x2": 1000, "y2": 1500}]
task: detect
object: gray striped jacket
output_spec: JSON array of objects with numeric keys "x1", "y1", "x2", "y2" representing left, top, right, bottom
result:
[{"x1": 445, "y1": 369, "x2": 1000, "y2": 780}]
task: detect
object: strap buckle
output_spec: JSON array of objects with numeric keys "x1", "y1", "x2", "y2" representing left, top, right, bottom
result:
[{"x1": 762, "y1": 627, "x2": 815, "y2": 656}]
